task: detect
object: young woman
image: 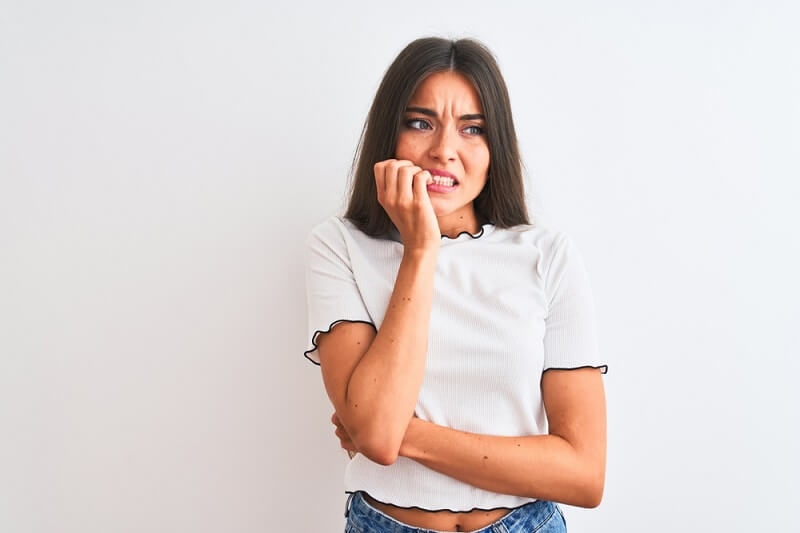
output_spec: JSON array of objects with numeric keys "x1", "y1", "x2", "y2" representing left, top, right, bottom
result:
[{"x1": 304, "y1": 37, "x2": 607, "y2": 533}]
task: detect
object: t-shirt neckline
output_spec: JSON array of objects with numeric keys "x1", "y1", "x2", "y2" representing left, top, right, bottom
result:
[{"x1": 387, "y1": 224, "x2": 495, "y2": 244}]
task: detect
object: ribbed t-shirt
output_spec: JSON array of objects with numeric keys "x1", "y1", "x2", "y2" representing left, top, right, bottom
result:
[{"x1": 304, "y1": 216, "x2": 606, "y2": 512}]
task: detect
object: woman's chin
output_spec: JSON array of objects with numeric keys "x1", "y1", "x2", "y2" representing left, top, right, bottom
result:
[
  {"x1": 429, "y1": 197, "x2": 457, "y2": 216},
  {"x1": 430, "y1": 201, "x2": 478, "y2": 229}
]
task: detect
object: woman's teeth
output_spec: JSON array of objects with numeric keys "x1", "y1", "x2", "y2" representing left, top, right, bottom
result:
[{"x1": 431, "y1": 175, "x2": 455, "y2": 187}]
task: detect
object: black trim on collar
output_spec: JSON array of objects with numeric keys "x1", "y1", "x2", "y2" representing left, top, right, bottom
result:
[
  {"x1": 386, "y1": 225, "x2": 490, "y2": 243},
  {"x1": 441, "y1": 225, "x2": 487, "y2": 240}
]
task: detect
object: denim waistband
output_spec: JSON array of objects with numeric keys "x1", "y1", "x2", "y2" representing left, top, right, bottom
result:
[{"x1": 345, "y1": 491, "x2": 564, "y2": 533}]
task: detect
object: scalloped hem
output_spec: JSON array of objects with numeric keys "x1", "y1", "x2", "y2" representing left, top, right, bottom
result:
[{"x1": 347, "y1": 490, "x2": 525, "y2": 514}]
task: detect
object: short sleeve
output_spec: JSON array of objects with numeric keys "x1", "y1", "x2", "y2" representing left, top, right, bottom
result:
[
  {"x1": 304, "y1": 219, "x2": 374, "y2": 365},
  {"x1": 543, "y1": 234, "x2": 607, "y2": 373}
]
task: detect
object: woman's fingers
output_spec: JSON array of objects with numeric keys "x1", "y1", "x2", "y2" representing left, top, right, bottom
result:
[
  {"x1": 375, "y1": 159, "x2": 414, "y2": 200},
  {"x1": 412, "y1": 170, "x2": 433, "y2": 201},
  {"x1": 331, "y1": 412, "x2": 356, "y2": 452},
  {"x1": 375, "y1": 159, "x2": 423, "y2": 205},
  {"x1": 395, "y1": 163, "x2": 422, "y2": 204},
  {"x1": 373, "y1": 158, "x2": 440, "y2": 249},
  {"x1": 373, "y1": 160, "x2": 389, "y2": 194}
]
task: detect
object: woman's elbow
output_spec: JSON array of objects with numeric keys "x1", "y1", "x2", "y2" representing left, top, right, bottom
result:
[
  {"x1": 351, "y1": 429, "x2": 403, "y2": 466},
  {"x1": 575, "y1": 471, "x2": 605, "y2": 508},
  {"x1": 359, "y1": 445, "x2": 400, "y2": 466},
  {"x1": 579, "y1": 486, "x2": 604, "y2": 509}
]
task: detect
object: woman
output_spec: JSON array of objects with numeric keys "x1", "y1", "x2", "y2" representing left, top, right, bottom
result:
[{"x1": 304, "y1": 37, "x2": 607, "y2": 533}]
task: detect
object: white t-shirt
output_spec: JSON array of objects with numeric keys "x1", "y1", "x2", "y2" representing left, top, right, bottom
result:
[{"x1": 304, "y1": 216, "x2": 605, "y2": 512}]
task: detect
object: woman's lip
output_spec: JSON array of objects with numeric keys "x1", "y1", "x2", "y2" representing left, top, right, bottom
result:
[{"x1": 426, "y1": 182, "x2": 458, "y2": 193}]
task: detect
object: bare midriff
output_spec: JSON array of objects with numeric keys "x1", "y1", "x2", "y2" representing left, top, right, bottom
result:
[{"x1": 364, "y1": 493, "x2": 511, "y2": 531}]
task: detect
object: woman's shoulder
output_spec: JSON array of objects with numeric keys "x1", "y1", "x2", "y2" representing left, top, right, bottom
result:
[
  {"x1": 492, "y1": 223, "x2": 571, "y2": 252},
  {"x1": 308, "y1": 216, "x2": 360, "y2": 241},
  {"x1": 308, "y1": 215, "x2": 349, "y2": 235},
  {"x1": 307, "y1": 216, "x2": 395, "y2": 251}
]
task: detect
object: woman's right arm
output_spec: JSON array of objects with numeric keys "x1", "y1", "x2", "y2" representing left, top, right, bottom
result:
[{"x1": 316, "y1": 160, "x2": 438, "y2": 466}]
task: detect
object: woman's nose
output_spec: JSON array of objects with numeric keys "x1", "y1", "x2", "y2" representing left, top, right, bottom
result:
[{"x1": 429, "y1": 128, "x2": 457, "y2": 162}]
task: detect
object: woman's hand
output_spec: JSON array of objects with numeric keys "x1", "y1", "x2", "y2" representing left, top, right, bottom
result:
[
  {"x1": 374, "y1": 159, "x2": 440, "y2": 251},
  {"x1": 332, "y1": 412, "x2": 357, "y2": 454}
]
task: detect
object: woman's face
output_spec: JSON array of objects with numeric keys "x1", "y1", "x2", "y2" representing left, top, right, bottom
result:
[{"x1": 395, "y1": 71, "x2": 490, "y2": 232}]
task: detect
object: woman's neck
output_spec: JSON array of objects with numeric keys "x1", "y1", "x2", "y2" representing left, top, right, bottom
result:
[{"x1": 437, "y1": 211, "x2": 481, "y2": 238}]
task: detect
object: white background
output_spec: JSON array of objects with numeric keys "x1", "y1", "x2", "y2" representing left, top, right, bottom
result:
[{"x1": 2, "y1": 1, "x2": 798, "y2": 531}]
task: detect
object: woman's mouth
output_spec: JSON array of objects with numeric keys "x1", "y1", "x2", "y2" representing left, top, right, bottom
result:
[
  {"x1": 430, "y1": 175, "x2": 456, "y2": 187},
  {"x1": 426, "y1": 170, "x2": 459, "y2": 193}
]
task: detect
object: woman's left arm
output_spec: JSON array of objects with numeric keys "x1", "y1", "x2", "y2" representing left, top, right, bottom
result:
[
  {"x1": 405, "y1": 367, "x2": 606, "y2": 507},
  {"x1": 335, "y1": 367, "x2": 606, "y2": 508}
]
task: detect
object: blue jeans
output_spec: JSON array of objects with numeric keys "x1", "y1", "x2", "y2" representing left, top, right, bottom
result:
[{"x1": 344, "y1": 491, "x2": 567, "y2": 533}]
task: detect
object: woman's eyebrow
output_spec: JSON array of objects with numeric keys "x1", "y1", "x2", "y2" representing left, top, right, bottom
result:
[{"x1": 405, "y1": 106, "x2": 485, "y2": 121}]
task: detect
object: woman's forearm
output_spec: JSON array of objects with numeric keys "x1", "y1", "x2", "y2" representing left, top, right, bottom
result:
[
  {"x1": 341, "y1": 248, "x2": 437, "y2": 464},
  {"x1": 399, "y1": 418, "x2": 605, "y2": 508}
]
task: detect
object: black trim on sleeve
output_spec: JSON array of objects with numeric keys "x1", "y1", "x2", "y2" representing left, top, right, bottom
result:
[
  {"x1": 543, "y1": 364, "x2": 608, "y2": 374},
  {"x1": 303, "y1": 319, "x2": 377, "y2": 365}
]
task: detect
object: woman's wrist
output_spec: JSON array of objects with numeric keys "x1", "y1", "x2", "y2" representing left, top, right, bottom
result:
[
  {"x1": 398, "y1": 416, "x2": 426, "y2": 459},
  {"x1": 401, "y1": 245, "x2": 439, "y2": 264}
]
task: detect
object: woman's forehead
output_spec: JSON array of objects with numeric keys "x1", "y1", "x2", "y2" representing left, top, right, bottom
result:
[{"x1": 407, "y1": 71, "x2": 483, "y2": 115}]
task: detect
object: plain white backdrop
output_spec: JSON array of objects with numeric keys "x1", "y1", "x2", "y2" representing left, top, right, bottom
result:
[{"x1": 1, "y1": 1, "x2": 798, "y2": 531}]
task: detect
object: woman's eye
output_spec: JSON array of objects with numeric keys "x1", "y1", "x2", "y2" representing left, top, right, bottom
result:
[
  {"x1": 405, "y1": 119, "x2": 431, "y2": 130},
  {"x1": 463, "y1": 125, "x2": 484, "y2": 135}
]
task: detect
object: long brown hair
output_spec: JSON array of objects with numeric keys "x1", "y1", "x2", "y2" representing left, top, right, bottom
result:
[{"x1": 345, "y1": 37, "x2": 529, "y2": 236}]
